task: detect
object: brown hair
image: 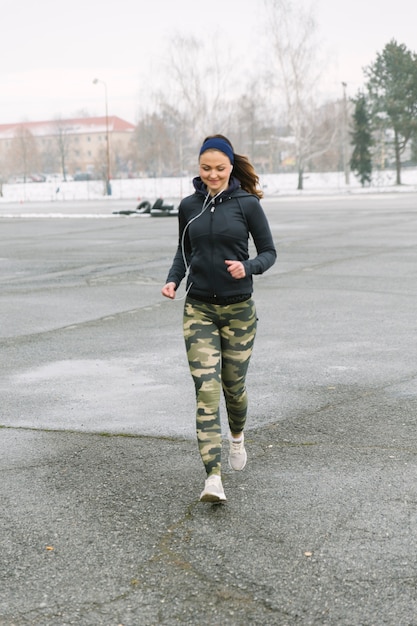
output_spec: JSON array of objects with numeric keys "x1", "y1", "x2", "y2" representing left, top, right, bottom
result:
[{"x1": 201, "y1": 134, "x2": 263, "y2": 199}]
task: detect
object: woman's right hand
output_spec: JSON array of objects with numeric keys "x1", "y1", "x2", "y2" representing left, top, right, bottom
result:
[{"x1": 161, "y1": 282, "x2": 177, "y2": 299}]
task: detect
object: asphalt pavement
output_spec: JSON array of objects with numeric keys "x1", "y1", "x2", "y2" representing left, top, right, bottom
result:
[{"x1": 1, "y1": 192, "x2": 417, "y2": 625}]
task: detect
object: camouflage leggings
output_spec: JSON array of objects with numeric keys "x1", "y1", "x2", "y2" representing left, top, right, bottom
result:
[{"x1": 183, "y1": 297, "x2": 257, "y2": 477}]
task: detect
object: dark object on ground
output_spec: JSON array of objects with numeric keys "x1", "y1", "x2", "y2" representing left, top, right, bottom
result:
[
  {"x1": 150, "y1": 198, "x2": 178, "y2": 217},
  {"x1": 113, "y1": 198, "x2": 178, "y2": 217},
  {"x1": 136, "y1": 200, "x2": 152, "y2": 213}
]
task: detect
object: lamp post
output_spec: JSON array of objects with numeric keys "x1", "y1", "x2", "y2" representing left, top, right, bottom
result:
[
  {"x1": 341, "y1": 81, "x2": 350, "y2": 186},
  {"x1": 93, "y1": 78, "x2": 111, "y2": 195}
]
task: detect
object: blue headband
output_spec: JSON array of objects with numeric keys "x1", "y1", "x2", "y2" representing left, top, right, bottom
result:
[{"x1": 199, "y1": 138, "x2": 234, "y2": 164}]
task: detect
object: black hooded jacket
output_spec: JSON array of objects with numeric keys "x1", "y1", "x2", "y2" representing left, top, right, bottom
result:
[{"x1": 166, "y1": 176, "x2": 277, "y2": 303}]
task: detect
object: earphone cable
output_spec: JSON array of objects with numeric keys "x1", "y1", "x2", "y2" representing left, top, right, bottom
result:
[{"x1": 175, "y1": 190, "x2": 222, "y2": 301}]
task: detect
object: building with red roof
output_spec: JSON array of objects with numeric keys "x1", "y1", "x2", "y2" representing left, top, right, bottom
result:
[{"x1": 0, "y1": 116, "x2": 136, "y2": 182}]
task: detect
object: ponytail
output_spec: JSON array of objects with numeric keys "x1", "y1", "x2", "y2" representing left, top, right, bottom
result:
[{"x1": 232, "y1": 153, "x2": 263, "y2": 199}]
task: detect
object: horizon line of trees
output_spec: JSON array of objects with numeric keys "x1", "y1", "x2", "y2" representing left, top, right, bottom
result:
[{"x1": 1, "y1": 1, "x2": 417, "y2": 192}]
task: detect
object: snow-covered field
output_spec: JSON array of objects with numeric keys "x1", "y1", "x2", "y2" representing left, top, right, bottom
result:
[{"x1": 1, "y1": 168, "x2": 417, "y2": 205}]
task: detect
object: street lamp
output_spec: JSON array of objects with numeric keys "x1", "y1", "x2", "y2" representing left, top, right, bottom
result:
[
  {"x1": 93, "y1": 77, "x2": 111, "y2": 195},
  {"x1": 341, "y1": 81, "x2": 350, "y2": 186}
]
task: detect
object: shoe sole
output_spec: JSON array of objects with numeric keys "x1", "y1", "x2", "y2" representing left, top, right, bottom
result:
[{"x1": 200, "y1": 493, "x2": 227, "y2": 503}]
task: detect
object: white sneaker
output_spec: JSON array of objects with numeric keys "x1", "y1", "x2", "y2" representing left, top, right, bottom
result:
[
  {"x1": 228, "y1": 433, "x2": 247, "y2": 470},
  {"x1": 199, "y1": 474, "x2": 227, "y2": 503}
]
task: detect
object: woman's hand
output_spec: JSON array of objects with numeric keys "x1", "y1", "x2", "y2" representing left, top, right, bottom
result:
[
  {"x1": 161, "y1": 282, "x2": 177, "y2": 299},
  {"x1": 225, "y1": 260, "x2": 246, "y2": 279}
]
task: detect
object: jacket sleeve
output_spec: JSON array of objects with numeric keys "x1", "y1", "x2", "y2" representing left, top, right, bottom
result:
[
  {"x1": 241, "y1": 198, "x2": 277, "y2": 276},
  {"x1": 165, "y1": 206, "x2": 189, "y2": 288}
]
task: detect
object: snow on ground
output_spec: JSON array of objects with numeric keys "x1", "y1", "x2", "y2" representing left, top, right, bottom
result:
[{"x1": 1, "y1": 169, "x2": 417, "y2": 205}]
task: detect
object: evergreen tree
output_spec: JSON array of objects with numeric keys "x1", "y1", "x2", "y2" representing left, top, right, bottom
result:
[
  {"x1": 350, "y1": 93, "x2": 373, "y2": 187},
  {"x1": 364, "y1": 40, "x2": 417, "y2": 184}
]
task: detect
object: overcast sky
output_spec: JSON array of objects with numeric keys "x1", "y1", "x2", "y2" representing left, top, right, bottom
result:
[{"x1": 1, "y1": 0, "x2": 416, "y2": 125}]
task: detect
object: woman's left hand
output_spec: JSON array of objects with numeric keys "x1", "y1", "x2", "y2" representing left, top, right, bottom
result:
[{"x1": 225, "y1": 260, "x2": 246, "y2": 279}]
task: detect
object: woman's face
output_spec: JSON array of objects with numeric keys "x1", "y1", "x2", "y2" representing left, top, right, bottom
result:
[{"x1": 199, "y1": 149, "x2": 233, "y2": 196}]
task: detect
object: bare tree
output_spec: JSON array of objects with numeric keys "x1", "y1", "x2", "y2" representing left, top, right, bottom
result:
[
  {"x1": 160, "y1": 34, "x2": 236, "y2": 143},
  {"x1": 233, "y1": 76, "x2": 281, "y2": 172},
  {"x1": 0, "y1": 149, "x2": 11, "y2": 194},
  {"x1": 53, "y1": 119, "x2": 72, "y2": 181},
  {"x1": 265, "y1": 0, "x2": 334, "y2": 188},
  {"x1": 133, "y1": 111, "x2": 178, "y2": 176},
  {"x1": 8, "y1": 126, "x2": 40, "y2": 182}
]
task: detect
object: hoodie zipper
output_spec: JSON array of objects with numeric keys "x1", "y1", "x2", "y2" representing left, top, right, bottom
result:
[{"x1": 209, "y1": 196, "x2": 228, "y2": 298}]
